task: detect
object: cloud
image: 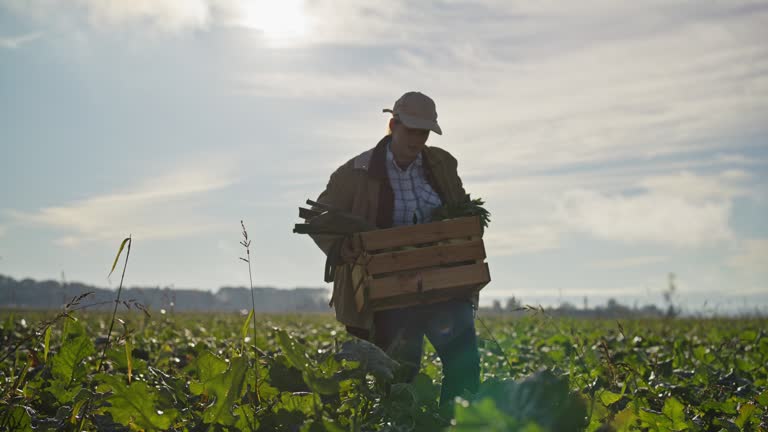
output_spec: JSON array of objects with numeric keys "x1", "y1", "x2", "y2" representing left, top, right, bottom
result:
[
  {"x1": 728, "y1": 239, "x2": 768, "y2": 274},
  {"x1": 7, "y1": 158, "x2": 239, "y2": 246},
  {"x1": 590, "y1": 255, "x2": 668, "y2": 270},
  {"x1": 7, "y1": 0, "x2": 768, "y2": 178},
  {"x1": 486, "y1": 225, "x2": 561, "y2": 256},
  {"x1": 227, "y1": 1, "x2": 768, "y2": 185},
  {"x1": 471, "y1": 163, "x2": 759, "y2": 253},
  {"x1": 74, "y1": 0, "x2": 211, "y2": 31},
  {"x1": 557, "y1": 190, "x2": 732, "y2": 247},
  {"x1": 0, "y1": 32, "x2": 43, "y2": 49},
  {"x1": 0, "y1": 224, "x2": 6, "y2": 238},
  {"x1": 1, "y1": 0, "x2": 214, "y2": 32},
  {"x1": 637, "y1": 170, "x2": 753, "y2": 203},
  {"x1": 554, "y1": 170, "x2": 751, "y2": 247}
]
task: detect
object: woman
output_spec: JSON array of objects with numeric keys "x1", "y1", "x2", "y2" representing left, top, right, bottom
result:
[{"x1": 310, "y1": 91, "x2": 480, "y2": 408}]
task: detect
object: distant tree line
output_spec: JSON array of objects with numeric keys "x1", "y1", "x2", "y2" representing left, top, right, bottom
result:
[
  {"x1": 483, "y1": 296, "x2": 672, "y2": 319},
  {"x1": 0, "y1": 274, "x2": 330, "y2": 313}
]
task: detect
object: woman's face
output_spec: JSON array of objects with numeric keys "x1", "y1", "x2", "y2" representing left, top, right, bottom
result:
[{"x1": 389, "y1": 118, "x2": 430, "y2": 167}]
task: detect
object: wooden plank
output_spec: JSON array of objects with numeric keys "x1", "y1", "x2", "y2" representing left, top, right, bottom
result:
[
  {"x1": 368, "y1": 262, "x2": 490, "y2": 301},
  {"x1": 298, "y1": 207, "x2": 322, "y2": 220},
  {"x1": 370, "y1": 283, "x2": 487, "y2": 311},
  {"x1": 366, "y1": 240, "x2": 486, "y2": 276},
  {"x1": 358, "y1": 216, "x2": 483, "y2": 251}
]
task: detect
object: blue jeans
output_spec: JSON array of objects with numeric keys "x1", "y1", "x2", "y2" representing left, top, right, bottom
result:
[{"x1": 373, "y1": 299, "x2": 480, "y2": 407}]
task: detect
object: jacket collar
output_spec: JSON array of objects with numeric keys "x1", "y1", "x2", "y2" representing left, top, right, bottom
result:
[
  {"x1": 352, "y1": 135, "x2": 442, "y2": 180},
  {"x1": 367, "y1": 135, "x2": 390, "y2": 180}
]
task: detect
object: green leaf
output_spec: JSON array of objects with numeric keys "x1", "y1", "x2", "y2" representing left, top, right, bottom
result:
[
  {"x1": 412, "y1": 373, "x2": 439, "y2": 404},
  {"x1": 701, "y1": 398, "x2": 738, "y2": 415},
  {"x1": 51, "y1": 334, "x2": 94, "y2": 382},
  {"x1": 713, "y1": 418, "x2": 740, "y2": 432},
  {"x1": 234, "y1": 405, "x2": 260, "y2": 432},
  {"x1": 277, "y1": 330, "x2": 310, "y2": 372},
  {"x1": 638, "y1": 409, "x2": 671, "y2": 430},
  {"x1": 322, "y1": 418, "x2": 346, "y2": 432},
  {"x1": 103, "y1": 378, "x2": 178, "y2": 431},
  {"x1": 47, "y1": 333, "x2": 94, "y2": 403},
  {"x1": 43, "y1": 325, "x2": 51, "y2": 363},
  {"x1": 45, "y1": 379, "x2": 82, "y2": 406},
  {"x1": 735, "y1": 403, "x2": 757, "y2": 428},
  {"x1": 757, "y1": 390, "x2": 768, "y2": 407},
  {"x1": 190, "y1": 350, "x2": 228, "y2": 395},
  {"x1": 54, "y1": 389, "x2": 93, "y2": 426},
  {"x1": 71, "y1": 398, "x2": 89, "y2": 425},
  {"x1": 2, "y1": 312, "x2": 14, "y2": 332},
  {"x1": 125, "y1": 337, "x2": 133, "y2": 383},
  {"x1": 588, "y1": 402, "x2": 610, "y2": 429},
  {"x1": 241, "y1": 308, "x2": 254, "y2": 348},
  {"x1": 268, "y1": 356, "x2": 308, "y2": 392},
  {"x1": 277, "y1": 392, "x2": 319, "y2": 416},
  {"x1": 62, "y1": 317, "x2": 86, "y2": 340},
  {"x1": 300, "y1": 418, "x2": 347, "y2": 432},
  {"x1": 108, "y1": 237, "x2": 131, "y2": 278},
  {"x1": 202, "y1": 356, "x2": 249, "y2": 426},
  {"x1": 302, "y1": 371, "x2": 340, "y2": 395},
  {"x1": 432, "y1": 195, "x2": 491, "y2": 228},
  {"x1": 600, "y1": 390, "x2": 622, "y2": 406},
  {"x1": 2, "y1": 406, "x2": 32, "y2": 432},
  {"x1": 613, "y1": 405, "x2": 639, "y2": 431},
  {"x1": 453, "y1": 398, "x2": 517, "y2": 432},
  {"x1": 662, "y1": 397, "x2": 688, "y2": 431}
]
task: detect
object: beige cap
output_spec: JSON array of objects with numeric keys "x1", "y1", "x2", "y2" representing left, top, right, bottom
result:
[{"x1": 382, "y1": 91, "x2": 442, "y2": 135}]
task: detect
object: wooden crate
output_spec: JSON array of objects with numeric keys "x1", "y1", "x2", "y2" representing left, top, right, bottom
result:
[{"x1": 351, "y1": 216, "x2": 491, "y2": 312}]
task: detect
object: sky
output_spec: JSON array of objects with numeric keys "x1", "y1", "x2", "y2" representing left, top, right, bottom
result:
[{"x1": 1, "y1": 0, "x2": 767, "y2": 314}]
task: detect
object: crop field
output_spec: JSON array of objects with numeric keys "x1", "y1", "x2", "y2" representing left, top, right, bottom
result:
[{"x1": 0, "y1": 307, "x2": 766, "y2": 431}]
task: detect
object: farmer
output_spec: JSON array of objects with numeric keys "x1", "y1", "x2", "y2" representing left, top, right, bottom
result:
[{"x1": 309, "y1": 91, "x2": 480, "y2": 409}]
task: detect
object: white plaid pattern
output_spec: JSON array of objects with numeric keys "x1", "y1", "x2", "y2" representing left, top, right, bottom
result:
[{"x1": 386, "y1": 143, "x2": 443, "y2": 226}]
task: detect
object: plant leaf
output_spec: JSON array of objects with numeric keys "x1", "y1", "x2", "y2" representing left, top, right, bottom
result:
[
  {"x1": 102, "y1": 376, "x2": 178, "y2": 431},
  {"x1": 3, "y1": 406, "x2": 32, "y2": 432},
  {"x1": 46, "y1": 333, "x2": 94, "y2": 403},
  {"x1": 43, "y1": 325, "x2": 51, "y2": 363},
  {"x1": 735, "y1": 403, "x2": 757, "y2": 428},
  {"x1": 125, "y1": 336, "x2": 133, "y2": 384},
  {"x1": 51, "y1": 333, "x2": 94, "y2": 382},
  {"x1": 600, "y1": 390, "x2": 622, "y2": 406},
  {"x1": 108, "y1": 237, "x2": 131, "y2": 278},
  {"x1": 277, "y1": 330, "x2": 310, "y2": 372},
  {"x1": 453, "y1": 398, "x2": 517, "y2": 431},
  {"x1": 202, "y1": 356, "x2": 249, "y2": 426},
  {"x1": 662, "y1": 397, "x2": 688, "y2": 431},
  {"x1": 241, "y1": 309, "x2": 254, "y2": 347}
]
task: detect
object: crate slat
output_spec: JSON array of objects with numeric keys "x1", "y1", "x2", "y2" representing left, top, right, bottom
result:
[
  {"x1": 369, "y1": 283, "x2": 486, "y2": 311},
  {"x1": 368, "y1": 262, "x2": 490, "y2": 301},
  {"x1": 298, "y1": 207, "x2": 322, "y2": 220},
  {"x1": 366, "y1": 240, "x2": 486, "y2": 276},
  {"x1": 358, "y1": 216, "x2": 483, "y2": 251}
]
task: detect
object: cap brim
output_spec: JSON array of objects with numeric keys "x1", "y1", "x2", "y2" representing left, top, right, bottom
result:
[{"x1": 387, "y1": 111, "x2": 442, "y2": 135}]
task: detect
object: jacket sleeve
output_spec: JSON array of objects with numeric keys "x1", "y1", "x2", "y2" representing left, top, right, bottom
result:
[
  {"x1": 428, "y1": 147, "x2": 469, "y2": 206},
  {"x1": 309, "y1": 163, "x2": 354, "y2": 256}
]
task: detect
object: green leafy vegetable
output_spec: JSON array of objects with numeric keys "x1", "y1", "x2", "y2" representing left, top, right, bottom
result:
[{"x1": 432, "y1": 195, "x2": 491, "y2": 228}]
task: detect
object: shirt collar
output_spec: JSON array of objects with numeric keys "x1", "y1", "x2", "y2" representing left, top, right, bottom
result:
[{"x1": 386, "y1": 142, "x2": 422, "y2": 172}]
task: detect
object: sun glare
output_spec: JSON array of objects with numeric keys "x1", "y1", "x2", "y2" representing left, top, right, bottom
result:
[{"x1": 239, "y1": 0, "x2": 308, "y2": 41}]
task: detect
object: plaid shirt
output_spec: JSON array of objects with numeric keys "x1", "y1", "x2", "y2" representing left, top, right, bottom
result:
[{"x1": 386, "y1": 143, "x2": 443, "y2": 226}]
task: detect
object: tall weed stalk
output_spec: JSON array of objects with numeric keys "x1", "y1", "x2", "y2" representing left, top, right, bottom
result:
[
  {"x1": 78, "y1": 235, "x2": 131, "y2": 431},
  {"x1": 98, "y1": 235, "x2": 132, "y2": 372},
  {"x1": 240, "y1": 220, "x2": 261, "y2": 405}
]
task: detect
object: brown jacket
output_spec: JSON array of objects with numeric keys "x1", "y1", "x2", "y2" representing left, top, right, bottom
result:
[{"x1": 311, "y1": 135, "x2": 469, "y2": 329}]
